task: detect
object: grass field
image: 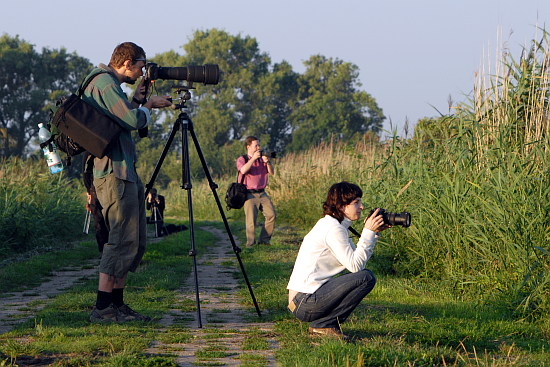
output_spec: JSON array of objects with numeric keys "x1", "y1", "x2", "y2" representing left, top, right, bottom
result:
[{"x1": 0, "y1": 223, "x2": 548, "y2": 366}]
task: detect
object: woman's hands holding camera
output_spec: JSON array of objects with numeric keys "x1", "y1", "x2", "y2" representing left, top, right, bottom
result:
[{"x1": 363, "y1": 208, "x2": 391, "y2": 233}]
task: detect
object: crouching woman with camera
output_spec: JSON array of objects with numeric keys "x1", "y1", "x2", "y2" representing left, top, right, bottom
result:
[{"x1": 286, "y1": 181, "x2": 390, "y2": 339}]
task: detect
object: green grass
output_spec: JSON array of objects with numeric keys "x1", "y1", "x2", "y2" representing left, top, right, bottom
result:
[
  {"x1": 0, "y1": 220, "x2": 548, "y2": 366},
  {"x1": 0, "y1": 157, "x2": 86, "y2": 258},
  {"x1": 0, "y1": 240, "x2": 98, "y2": 295},
  {"x1": 0, "y1": 224, "x2": 216, "y2": 366},
  {"x1": 241, "y1": 229, "x2": 550, "y2": 366},
  {"x1": 242, "y1": 329, "x2": 270, "y2": 350}
]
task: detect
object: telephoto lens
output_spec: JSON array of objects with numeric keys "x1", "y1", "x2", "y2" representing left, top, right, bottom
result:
[{"x1": 145, "y1": 63, "x2": 220, "y2": 85}]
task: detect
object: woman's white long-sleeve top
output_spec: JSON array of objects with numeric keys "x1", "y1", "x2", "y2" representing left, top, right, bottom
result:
[{"x1": 287, "y1": 215, "x2": 379, "y2": 295}]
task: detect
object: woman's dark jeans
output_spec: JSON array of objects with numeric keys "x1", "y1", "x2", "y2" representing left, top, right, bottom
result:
[{"x1": 290, "y1": 269, "x2": 376, "y2": 329}]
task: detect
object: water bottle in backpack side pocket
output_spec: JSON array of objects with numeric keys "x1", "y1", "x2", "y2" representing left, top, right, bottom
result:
[{"x1": 38, "y1": 123, "x2": 64, "y2": 174}]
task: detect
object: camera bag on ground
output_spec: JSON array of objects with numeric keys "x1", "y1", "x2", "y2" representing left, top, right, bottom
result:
[
  {"x1": 225, "y1": 155, "x2": 249, "y2": 210},
  {"x1": 46, "y1": 70, "x2": 123, "y2": 162}
]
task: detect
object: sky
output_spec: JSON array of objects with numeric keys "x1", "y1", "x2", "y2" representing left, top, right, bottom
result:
[{"x1": 2, "y1": 0, "x2": 549, "y2": 138}]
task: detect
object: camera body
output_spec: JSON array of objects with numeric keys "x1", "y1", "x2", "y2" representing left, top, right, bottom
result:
[
  {"x1": 148, "y1": 193, "x2": 158, "y2": 207},
  {"x1": 369, "y1": 208, "x2": 411, "y2": 227},
  {"x1": 259, "y1": 150, "x2": 277, "y2": 159}
]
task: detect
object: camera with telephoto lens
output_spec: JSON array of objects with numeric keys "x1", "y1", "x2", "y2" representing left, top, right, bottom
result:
[
  {"x1": 138, "y1": 63, "x2": 220, "y2": 138},
  {"x1": 259, "y1": 150, "x2": 277, "y2": 159},
  {"x1": 369, "y1": 208, "x2": 411, "y2": 227},
  {"x1": 144, "y1": 63, "x2": 220, "y2": 85}
]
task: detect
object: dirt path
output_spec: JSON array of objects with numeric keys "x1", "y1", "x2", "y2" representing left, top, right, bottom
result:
[
  {"x1": 146, "y1": 226, "x2": 278, "y2": 366},
  {"x1": 0, "y1": 262, "x2": 99, "y2": 334},
  {"x1": 0, "y1": 227, "x2": 278, "y2": 366}
]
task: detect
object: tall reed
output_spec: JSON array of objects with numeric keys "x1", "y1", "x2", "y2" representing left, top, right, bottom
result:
[
  {"x1": 0, "y1": 157, "x2": 84, "y2": 258},
  {"x1": 471, "y1": 28, "x2": 549, "y2": 163}
]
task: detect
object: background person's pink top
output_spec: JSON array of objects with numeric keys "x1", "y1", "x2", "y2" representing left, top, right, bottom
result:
[{"x1": 236, "y1": 155, "x2": 269, "y2": 190}]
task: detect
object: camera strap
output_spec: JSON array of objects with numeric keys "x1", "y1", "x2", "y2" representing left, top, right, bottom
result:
[
  {"x1": 349, "y1": 226, "x2": 361, "y2": 238},
  {"x1": 77, "y1": 69, "x2": 112, "y2": 97},
  {"x1": 237, "y1": 154, "x2": 249, "y2": 184}
]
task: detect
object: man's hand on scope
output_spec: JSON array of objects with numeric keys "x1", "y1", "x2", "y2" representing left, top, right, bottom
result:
[
  {"x1": 132, "y1": 79, "x2": 172, "y2": 109},
  {"x1": 143, "y1": 95, "x2": 172, "y2": 109}
]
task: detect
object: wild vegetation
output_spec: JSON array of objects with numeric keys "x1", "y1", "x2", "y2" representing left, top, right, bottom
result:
[
  {"x1": 0, "y1": 157, "x2": 84, "y2": 259},
  {"x1": 0, "y1": 28, "x2": 547, "y2": 367},
  {"x1": 168, "y1": 29, "x2": 549, "y2": 321}
]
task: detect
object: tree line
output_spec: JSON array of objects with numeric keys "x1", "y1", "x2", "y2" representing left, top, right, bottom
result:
[{"x1": 0, "y1": 29, "x2": 385, "y2": 181}]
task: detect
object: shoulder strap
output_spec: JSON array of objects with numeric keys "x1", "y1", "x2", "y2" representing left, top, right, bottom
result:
[
  {"x1": 238, "y1": 154, "x2": 249, "y2": 183},
  {"x1": 77, "y1": 70, "x2": 108, "y2": 97}
]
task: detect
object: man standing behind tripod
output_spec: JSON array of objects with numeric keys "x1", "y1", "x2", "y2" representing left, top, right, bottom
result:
[
  {"x1": 236, "y1": 136, "x2": 276, "y2": 247},
  {"x1": 82, "y1": 42, "x2": 172, "y2": 323},
  {"x1": 147, "y1": 188, "x2": 166, "y2": 237}
]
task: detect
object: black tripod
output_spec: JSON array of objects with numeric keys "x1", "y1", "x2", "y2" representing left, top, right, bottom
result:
[
  {"x1": 148, "y1": 203, "x2": 166, "y2": 238},
  {"x1": 144, "y1": 86, "x2": 261, "y2": 327}
]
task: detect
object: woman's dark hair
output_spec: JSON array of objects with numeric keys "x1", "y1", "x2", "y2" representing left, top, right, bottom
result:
[{"x1": 322, "y1": 182, "x2": 363, "y2": 222}]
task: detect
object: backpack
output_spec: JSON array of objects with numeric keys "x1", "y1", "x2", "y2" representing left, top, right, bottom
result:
[
  {"x1": 46, "y1": 96, "x2": 86, "y2": 159},
  {"x1": 42, "y1": 70, "x2": 123, "y2": 165},
  {"x1": 40, "y1": 97, "x2": 84, "y2": 166},
  {"x1": 225, "y1": 155, "x2": 249, "y2": 210}
]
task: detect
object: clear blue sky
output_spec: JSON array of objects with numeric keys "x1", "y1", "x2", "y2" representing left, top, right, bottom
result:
[{"x1": 2, "y1": 0, "x2": 549, "y2": 137}]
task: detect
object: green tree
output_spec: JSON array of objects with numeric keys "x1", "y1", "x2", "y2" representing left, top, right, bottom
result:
[
  {"x1": 0, "y1": 34, "x2": 92, "y2": 156},
  {"x1": 142, "y1": 29, "x2": 275, "y2": 179},
  {"x1": 248, "y1": 61, "x2": 299, "y2": 152},
  {"x1": 182, "y1": 29, "x2": 271, "y2": 147},
  {"x1": 287, "y1": 55, "x2": 385, "y2": 152},
  {"x1": 135, "y1": 29, "x2": 386, "y2": 180}
]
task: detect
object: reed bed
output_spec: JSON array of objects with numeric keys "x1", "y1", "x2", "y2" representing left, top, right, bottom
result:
[
  {"x1": 0, "y1": 157, "x2": 84, "y2": 258},
  {"x1": 471, "y1": 28, "x2": 549, "y2": 165}
]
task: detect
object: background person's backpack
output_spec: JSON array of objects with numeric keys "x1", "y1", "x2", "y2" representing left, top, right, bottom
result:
[{"x1": 225, "y1": 155, "x2": 249, "y2": 210}]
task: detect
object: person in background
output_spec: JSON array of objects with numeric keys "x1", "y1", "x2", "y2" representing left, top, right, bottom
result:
[
  {"x1": 236, "y1": 136, "x2": 276, "y2": 247},
  {"x1": 82, "y1": 152, "x2": 108, "y2": 252},
  {"x1": 146, "y1": 187, "x2": 166, "y2": 237}
]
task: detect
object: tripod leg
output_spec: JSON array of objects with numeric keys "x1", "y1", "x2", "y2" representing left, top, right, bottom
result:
[
  {"x1": 181, "y1": 119, "x2": 203, "y2": 328},
  {"x1": 152, "y1": 207, "x2": 158, "y2": 238},
  {"x1": 143, "y1": 115, "x2": 204, "y2": 328},
  {"x1": 154, "y1": 207, "x2": 167, "y2": 236},
  {"x1": 154, "y1": 207, "x2": 162, "y2": 237},
  {"x1": 144, "y1": 120, "x2": 180, "y2": 198},
  {"x1": 188, "y1": 123, "x2": 262, "y2": 318}
]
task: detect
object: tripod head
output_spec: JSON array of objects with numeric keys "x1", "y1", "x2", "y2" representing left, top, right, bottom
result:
[{"x1": 171, "y1": 83, "x2": 195, "y2": 109}]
